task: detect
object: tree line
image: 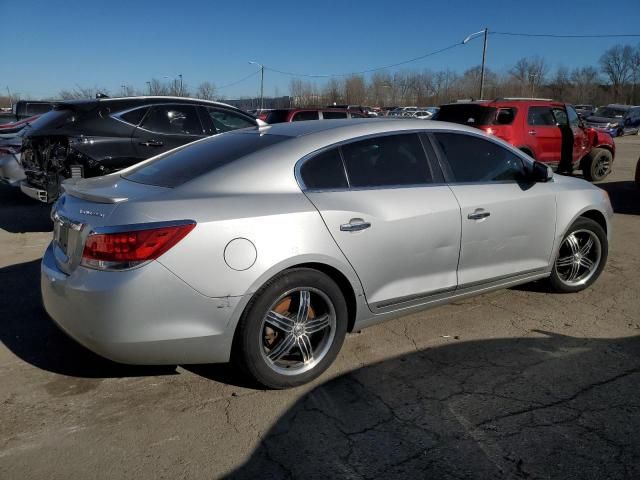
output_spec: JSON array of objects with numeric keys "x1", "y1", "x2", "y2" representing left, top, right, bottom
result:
[{"x1": 2, "y1": 43, "x2": 639, "y2": 109}]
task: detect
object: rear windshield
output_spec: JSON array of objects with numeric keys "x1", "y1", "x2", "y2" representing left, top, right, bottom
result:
[
  {"x1": 123, "y1": 132, "x2": 288, "y2": 187},
  {"x1": 436, "y1": 104, "x2": 496, "y2": 126}
]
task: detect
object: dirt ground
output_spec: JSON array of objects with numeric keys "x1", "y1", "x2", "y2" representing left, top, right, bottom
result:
[{"x1": 1, "y1": 136, "x2": 639, "y2": 479}]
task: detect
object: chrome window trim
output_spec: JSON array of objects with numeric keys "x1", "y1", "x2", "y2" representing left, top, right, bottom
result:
[
  {"x1": 91, "y1": 219, "x2": 196, "y2": 235},
  {"x1": 295, "y1": 129, "x2": 438, "y2": 192},
  {"x1": 110, "y1": 105, "x2": 151, "y2": 127}
]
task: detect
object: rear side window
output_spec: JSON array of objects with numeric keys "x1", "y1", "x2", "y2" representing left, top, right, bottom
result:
[
  {"x1": 292, "y1": 111, "x2": 319, "y2": 122},
  {"x1": 436, "y1": 105, "x2": 496, "y2": 126},
  {"x1": 26, "y1": 103, "x2": 54, "y2": 116},
  {"x1": 299, "y1": 148, "x2": 348, "y2": 190},
  {"x1": 494, "y1": 108, "x2": 516, "y2": 125},
  {"x1": 206, "y1": 108, "x2": 255, "y2": 133},
  {"x1": 350, "y1": 112, "x2": 365, "y2": 118},
  {"x1": 123, "y1": 133, "x2": 287, "y2": 187},
  {"x1": 322, "y1": 111, "x2": 347, "y2": 119},
  {"x1": 264, "y1": 110, "x2": 289, "y2": 124},
  {"x1": 119, "y1": 107, "x2": 148, "y2": 125},
  {"x1": 527, "y1": 106, "x2": 556, "y2": 126},
  {"x1": 141, "y1": 105, "x2": 203, "y2": 135},
  {"x1": 434, "y1": 132, "x2": 526, "y2": 183},
  {"x1": 341, "y1": 133, "x2": 432, "y2": 188}
]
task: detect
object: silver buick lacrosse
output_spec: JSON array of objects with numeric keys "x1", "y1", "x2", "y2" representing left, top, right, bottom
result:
[{"x1": 42, "y1": 119, "x2": 612, "y2": 388}]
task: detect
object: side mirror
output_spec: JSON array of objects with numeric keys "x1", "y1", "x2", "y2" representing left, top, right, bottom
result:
[{"x1": 532, "y1": 161, "x2": 553, "y2": 182}]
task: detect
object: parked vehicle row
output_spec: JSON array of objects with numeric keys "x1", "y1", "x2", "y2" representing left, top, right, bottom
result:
[
  {"x1": 41, "y1": 118, "x2": 613, "y2": 388},
  {"x1": 584, "y1": 104, "x2": 640, "y2": 138}
]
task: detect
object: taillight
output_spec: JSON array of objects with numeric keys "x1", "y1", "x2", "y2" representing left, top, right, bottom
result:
[{"x1": 81, "y1": 222, "x2": 195, "y2": 271}]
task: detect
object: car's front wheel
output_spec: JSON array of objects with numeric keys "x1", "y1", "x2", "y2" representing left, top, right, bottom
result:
[
  {"x1": 549, "y1": 217, "x2": 608, "y2": 293},
  {"x1": 582, "y1": 148, "x2": 613, "y2": 182},
  {"x1": 233, "y1": 268, "x2": 348, "y2": 389}
]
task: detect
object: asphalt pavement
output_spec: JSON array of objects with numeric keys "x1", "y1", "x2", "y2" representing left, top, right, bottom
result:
[{"x1": 1, "y1": 136, "x2": 639, "y2": 479}]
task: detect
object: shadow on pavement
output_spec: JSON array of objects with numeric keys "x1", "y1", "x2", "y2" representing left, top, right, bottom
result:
[
  {"x1": 229, "y1": 332, "x2": 640, "y2": 480},
  {"x1": 0, "y1": 259, "x2": 175, "y2": 378},
  {"x1": 0, "y1": 184, "x2": 52, "y2": 233},
  {"x1": 598, "y1": 181, "x2": 640, "y2": 215}
]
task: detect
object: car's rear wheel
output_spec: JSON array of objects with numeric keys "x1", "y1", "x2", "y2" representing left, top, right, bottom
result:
[
  {"x1": 582, "y1": 148, "x2": 612, "y2": 182},
  {"x1": 549, "y1": 217, "x2": 608, "y2": 293},
  {"x1": 233, "y1": 268, "x2": 348, "y2": 389}
]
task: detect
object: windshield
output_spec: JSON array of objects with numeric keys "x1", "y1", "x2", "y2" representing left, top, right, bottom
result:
[
  {"x1": 593, "y1": 107, "x2": 627, "y2": 118},
  {"x1": 123, "y1": 131, "x2": 289, "y2": 187}
]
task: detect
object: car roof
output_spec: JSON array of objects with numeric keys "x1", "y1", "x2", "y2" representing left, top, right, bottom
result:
[
  {"x1": 238, "y1": 117, "x2": 480, "y2": 138},
  {"x1": 59, "y1": 96, "x2": 240, "y2": 111}
]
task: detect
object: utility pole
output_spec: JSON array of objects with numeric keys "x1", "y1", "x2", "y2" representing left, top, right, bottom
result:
[
  {"x1": 146, "y1": 81, "x2": 151, "y2": 95},
  {"x1": 463, "y1": 28, "x2": 489, "y2": 100},
  {"x1": 249, "y1": 61, "x2": 265, "y2": 111},
  {"x1": 179, "y1": 74, "x2": 183, "y2": 96},
  {"x1": 479, "y1": 28, "x2": 488, "y2": 100}
]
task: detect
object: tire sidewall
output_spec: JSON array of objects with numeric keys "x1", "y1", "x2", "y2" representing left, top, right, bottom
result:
[
  {"x1": 585, "y1": 148, "x2": 612, "y2": 182},
  {"x1": 234, "y1": 268, "x2": 348, "y2": 389},
  {"x1": 549, "y1": 217, "x2": 608, "y2": 293}
]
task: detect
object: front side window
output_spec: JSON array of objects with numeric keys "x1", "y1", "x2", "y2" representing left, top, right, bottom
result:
[
  {"x1": 141, "y1": 105, "x2": 203, "y2": 135},
  {"x1": 552, "y1": 108, "x2": 569, "y2": 127},
  {"x1": 566, "y1": 106, "x2": 580, "y2": 128},
  {"x1": 527, "y1": 106, "x2": 556, "y2": 126},
  {"x1": 292, "y1": 111, "x2": 320, "y2": 122},
  {"x1": 341, "y1": 133, "x2": 432, "y2": 188},
  {"x1": 434, "y1": 132, "x2": 527, "y2": 183},
  {"x1": 207, "y1": 108, "x2": 255, "y2": 133},
  {"x1": 299, "y1": 148, "x2": 348, "y2": 190}
]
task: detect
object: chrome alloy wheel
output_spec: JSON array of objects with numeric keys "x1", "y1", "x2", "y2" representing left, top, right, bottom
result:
[
  {"x1": 259, "y1": 288, "x2": 336, "y2": 376},
  {"x1": 554, "y1": 229, "x2": 602, "y2": 287},
  {"x1": 593, "y1": 152, "x2": 612, "y2": 179}
]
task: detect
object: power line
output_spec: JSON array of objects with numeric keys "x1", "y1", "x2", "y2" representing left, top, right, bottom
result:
[
  {"x1": 492, "y1": 31, "x2": 640, "y2": 38},
  {"x1": 216, "y1": 69, "x2": 260, "y2": 90},
  {"x1": 265, "y1": 42, "x2": 464, "y2": 78}
]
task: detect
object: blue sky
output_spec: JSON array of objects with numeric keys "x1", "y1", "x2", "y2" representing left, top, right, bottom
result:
[{"x1": 2, "y1": 0, "x2": 639, "y2": 99}]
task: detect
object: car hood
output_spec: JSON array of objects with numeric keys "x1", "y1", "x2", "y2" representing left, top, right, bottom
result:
[{"x1": 585, "y1": 116, "x2": 621, "y2": 124}]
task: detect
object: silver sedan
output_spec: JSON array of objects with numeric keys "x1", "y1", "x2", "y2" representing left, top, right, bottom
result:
[{"x1": 41, "y1": 119, "x2": 613, "y2": 388}]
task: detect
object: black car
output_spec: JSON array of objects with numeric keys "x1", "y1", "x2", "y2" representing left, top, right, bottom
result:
[{"x1": 19, "y1": 96, "x2": 258, "y2": 202}]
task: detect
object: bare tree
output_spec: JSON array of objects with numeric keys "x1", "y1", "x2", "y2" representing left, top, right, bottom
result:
[
  {"x1": 548, "y1": 66, "x2": 571, "y2": 101},
  {"x1": 58, "y1": 86, "x2": 110, "y2": 99},
  {"x1": 343, "y1": 75, "x2": 366, "y2": 104},
  {"x1": 599, "y1": 44, "x2": 634, "y2": 101},
  {"x1": 195, "y1": 81, "x2": 217, "y2": 100},
  {"x1": 509, "y1": 56, "x2": 548, "y2": 97},
  {"x1": 148, "y1": 78, "x2": 169, "y2": 96},
  {"x1": 570, "y1": 66, "x2": 601, "y2": 104}
]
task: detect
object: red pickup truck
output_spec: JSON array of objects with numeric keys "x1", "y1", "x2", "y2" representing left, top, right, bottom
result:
[{"x1": 437, "y1": 99, "x2": 615, "y2": 181}]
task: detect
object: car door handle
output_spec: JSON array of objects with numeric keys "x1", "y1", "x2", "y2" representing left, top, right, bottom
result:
[
  {"x1": 468, "y1": 210, "x2": 491, "y2": 220},
  {"x1": 528, "y1": 130, "x2": 537, "y2": 135},
  {"x1": 340, "y1": 219, "x2": 371, "y2": 232},
  {"x1": 139, "y1": 140, "x2": 164, "y2": 147}
]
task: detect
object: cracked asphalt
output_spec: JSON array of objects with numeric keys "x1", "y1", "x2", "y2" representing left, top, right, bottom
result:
[{"x1": 1, "y1": 137, "x2": 639, "y2": 479}]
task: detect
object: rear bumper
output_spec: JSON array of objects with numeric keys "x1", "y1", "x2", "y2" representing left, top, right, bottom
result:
[
  {"x1": 20, "y1": 181, "x2": 49, "y2": 202},
  {"x1": 41, "y1": 243, "x2": 245, "y2": 364}
]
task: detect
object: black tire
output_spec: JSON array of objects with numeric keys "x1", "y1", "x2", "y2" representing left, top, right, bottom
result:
[
  {"x1": 233, "y1": 268, "x2": 348, "y2": 389},
  {"x1": 548, "y1": 217, "x2": 608, "y2": 293},
  {"x1": 617, "y1": 128, "x2": 624, "y2": 138},
  {"x1": 582, "y1": 148, "x2": 613, "y2": 182}
]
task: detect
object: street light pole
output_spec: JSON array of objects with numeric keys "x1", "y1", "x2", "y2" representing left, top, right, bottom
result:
[
  {"x1": 249, "y1": 61, "x2": 264, "y2": 111},
  {"x1": 6, "y1": 86, "x2": 12, "y2": 110},
  {"x1": 179, "y1": 74, "x2": 183, "y2": 96},
  {"x1": 463, "y1": 28, "x2": 489, "y2": 100},
  {"x1": 146, "y1": 81, "x2": 151, "y2": 95}
]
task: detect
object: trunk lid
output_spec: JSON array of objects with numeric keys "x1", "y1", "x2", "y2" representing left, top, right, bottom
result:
[{"x1": 52, "y1": 175, "x2": 170, "y2": 274}]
